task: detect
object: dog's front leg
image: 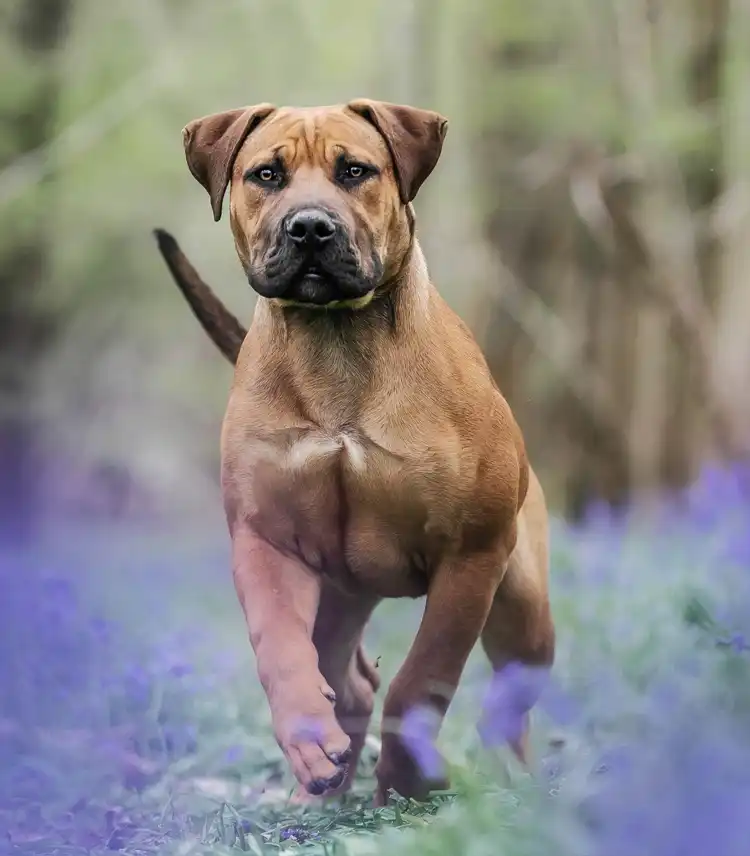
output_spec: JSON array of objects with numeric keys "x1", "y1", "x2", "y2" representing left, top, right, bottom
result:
[
  {"x1": 374, "y1": 552, "x2": 502, "y2": 804},
  {"x1": 231, "y1": 527, "x2": 353, "y2": 796}
]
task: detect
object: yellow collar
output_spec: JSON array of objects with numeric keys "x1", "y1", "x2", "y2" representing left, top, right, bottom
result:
[{"x1": 272, "y1": 290, "x2": 376, "y2": 311}]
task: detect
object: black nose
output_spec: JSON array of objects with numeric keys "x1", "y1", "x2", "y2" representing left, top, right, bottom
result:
[{"x1": 285, "y1": 209, "x2": 337, "y2": 248}]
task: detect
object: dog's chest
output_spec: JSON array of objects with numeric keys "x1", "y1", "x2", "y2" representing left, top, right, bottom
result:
[{"x1": 247, "y1": 426, "x2": 465, "y2": 597}]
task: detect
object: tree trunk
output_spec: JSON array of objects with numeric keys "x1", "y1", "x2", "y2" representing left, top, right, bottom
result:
[
  {"x1": 712, "y1": 0, "x2": 750, "y2": 454},
  {"x1": 0, "y1": 0, "x2": 72, "y2": 545}
]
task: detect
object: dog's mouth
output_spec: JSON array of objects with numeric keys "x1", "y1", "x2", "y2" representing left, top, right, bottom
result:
[
  {"x1": 247, "y1": 235, "x2": 383, "y2": 310},
  {"x1": 279, "y1": 270, "x2": 376, "y2": 308},
  {"x1": 268, "y1": 261, "x2": 377, "y2": 309},
  {"x1": 300, "y1": 265, "x2": 325, "y2": 285},
  {"x1": 284, "y1": 263, "x2": 340, "y2": 306}
]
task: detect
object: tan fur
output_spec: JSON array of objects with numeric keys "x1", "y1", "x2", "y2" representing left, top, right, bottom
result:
[{"x1": 155, "y1": 99, "x2": 554, "y2": 804}]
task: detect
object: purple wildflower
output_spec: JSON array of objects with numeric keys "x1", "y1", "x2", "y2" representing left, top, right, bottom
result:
[
  {"x1": 167, "y1": 662, "x2": 193, "y2": 678},
  {"x1": 400, "y1": 705, "x2": 445, "y2": 780},
  {"x1": 280, "y1": 826, "x2": 319, "y2": 843},
  {"x1": 716, "y1": 633, "x2": 750, "y2": 653},
  {"x1": 478, "y1": 662, "x2": 550, "y2": 747},
  {"x1": 225, "y1": 745, "x2": 244, "y2": 764}
]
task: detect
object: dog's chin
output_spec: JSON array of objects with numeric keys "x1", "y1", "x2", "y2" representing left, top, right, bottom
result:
[
  {"x1": 249, "y1": 270, "x2": 377, "y2": 310},
  {"x1": 287, "y1": 273, "x2": 339, "y2": 306},
  {"x1": 279, "y1": 276, "x2": 377, "y2": 310}
]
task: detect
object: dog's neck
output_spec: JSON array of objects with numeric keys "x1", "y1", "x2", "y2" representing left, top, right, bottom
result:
[{"x1": 250, "y1": 241, "x2": 434, "y2": 422}]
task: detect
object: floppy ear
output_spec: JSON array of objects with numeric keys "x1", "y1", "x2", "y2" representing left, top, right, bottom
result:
[
  {"x1": 182, "y1": 104, "x2": 276, "y2": 222},
  {"x1": 347, "y1": 99, "x2": 448, "y2": 203}
]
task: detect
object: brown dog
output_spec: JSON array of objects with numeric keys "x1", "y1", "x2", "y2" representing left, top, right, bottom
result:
[{"x1": 154, "y1": 99, "x2": 555, "y2": 805}]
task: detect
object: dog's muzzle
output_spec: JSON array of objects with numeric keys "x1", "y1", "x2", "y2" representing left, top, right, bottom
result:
[{"x1": 248, "y1": 207, "x2": 380, "y2": 309}]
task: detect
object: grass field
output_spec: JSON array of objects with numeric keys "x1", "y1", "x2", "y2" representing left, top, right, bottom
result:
[{"x1": 2, "y1": 464, "x2": 750, "y2": 855}]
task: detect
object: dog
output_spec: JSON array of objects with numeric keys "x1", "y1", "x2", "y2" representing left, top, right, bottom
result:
[{"x1": 154, "y1": 99, "x2": 555, "y2": 805}]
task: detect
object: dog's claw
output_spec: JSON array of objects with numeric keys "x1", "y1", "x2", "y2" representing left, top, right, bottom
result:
[
  {"x1": 307, "y1": 766, "x2": 346, "y2": 796},
  {"x1": 329, "y1": 747, "x2": 352, "y2": 766},
  {"x1": 326, "y1": 768, "x2": 346, "y2": 790}
]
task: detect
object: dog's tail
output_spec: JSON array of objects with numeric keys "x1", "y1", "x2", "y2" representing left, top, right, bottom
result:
[{"x1": 153, "y1": 229, "x2": 247, "y2": 365}]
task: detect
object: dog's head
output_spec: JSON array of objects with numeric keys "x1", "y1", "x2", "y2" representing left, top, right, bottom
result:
[{"x1": 182, "y1": 100, "x2": 447, "y2": 309}]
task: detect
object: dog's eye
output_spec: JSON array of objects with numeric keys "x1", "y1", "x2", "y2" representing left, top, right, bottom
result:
[
  {"x1": 245, "y1": 164, "x2": 283, "y2": 187},
  {"x1": 337, "y1": 161, "x2": 376, "y2": 186}
]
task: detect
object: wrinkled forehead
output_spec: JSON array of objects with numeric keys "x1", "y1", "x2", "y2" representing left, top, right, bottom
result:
[{"x1": 237, "y1": 106, "x2": 391, "y2": 169}]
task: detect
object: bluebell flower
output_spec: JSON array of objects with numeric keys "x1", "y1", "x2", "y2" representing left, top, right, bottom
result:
[
  {"x1": 478, "y1": 663, "x2": 550, "y2": 747},
  {"x1": 280, "y1": 826, "x2": 319, "y2": 842},
  {"x1": 400, "y1": 704, "x2": 445, "y2": 780},
  {"x1": 225, "y1": 744, "x2": 244, "y2": 764}
]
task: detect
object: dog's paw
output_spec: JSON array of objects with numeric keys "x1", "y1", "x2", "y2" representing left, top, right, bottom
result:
[
  {"x1": 280, "y1": 718, "x2": 352, "y2": 796},
  {"x1": 374, "y1": 736, "x2": 449, "y2": 805},
  {"x1": 288, "y1": 787, "x2": 326, "y2": 806}
]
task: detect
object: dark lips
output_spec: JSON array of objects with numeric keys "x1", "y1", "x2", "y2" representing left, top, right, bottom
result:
[{"x1": 295, "y1": 270, "x2": 334, "y2": 304}]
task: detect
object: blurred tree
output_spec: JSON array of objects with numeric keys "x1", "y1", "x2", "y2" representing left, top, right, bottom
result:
[
  {"x1": 0, "y1": 0, "x2": 741, "y2": 526},
  {"x1": 0, "y1": 0, "x2": 71, "y2": 544},
  {"x1": 710, "y1": 0, "x2": 750, "y2": 455},
  {"x1": 470, "y1": 0, "x2": 745, "y2": 516}
]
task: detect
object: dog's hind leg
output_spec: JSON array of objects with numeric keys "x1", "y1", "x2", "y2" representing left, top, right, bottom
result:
[
  {"x1": 479, "y1": 472, "x2": 555, "y2": 765},
  {"x1": 479, "y1": 570, "x2": 555, "y2": 764}
]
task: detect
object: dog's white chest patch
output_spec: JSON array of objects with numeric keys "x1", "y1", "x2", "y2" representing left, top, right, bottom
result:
[
  {"x1": 339, "y1": 433, "x2": 367, "y2": 472},
  {"x1": 285, "y1": 432, "x2": 367, "y2": 473}
]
